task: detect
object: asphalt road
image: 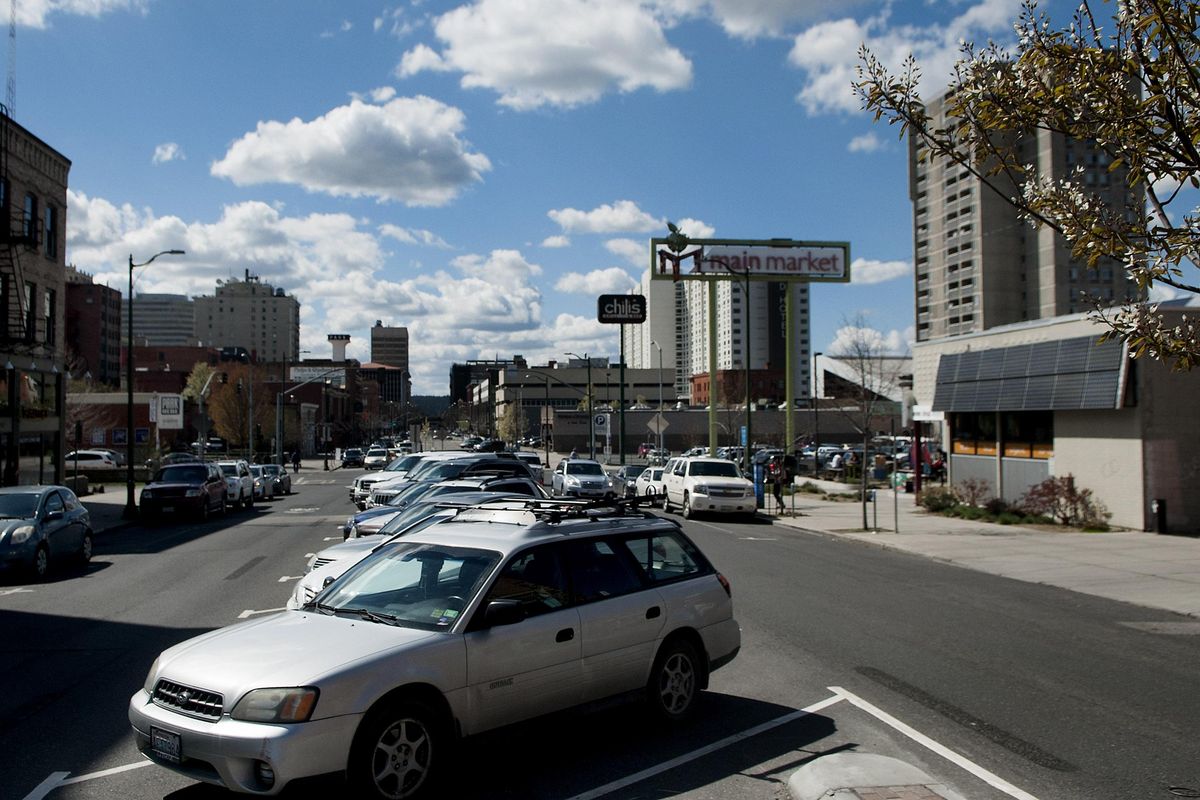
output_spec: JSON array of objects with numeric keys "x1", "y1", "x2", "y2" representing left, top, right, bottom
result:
[{"x1": 1, "y1": 472, "x2": 1197, "y2": 800}]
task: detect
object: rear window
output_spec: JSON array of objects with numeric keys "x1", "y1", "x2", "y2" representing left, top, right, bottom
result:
[{"x1": 620, "y1": 532, "x2": 708, "y2": 584}]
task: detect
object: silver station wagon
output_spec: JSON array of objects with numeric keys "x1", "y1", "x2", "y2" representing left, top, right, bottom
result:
[{"x1": 129, "y1": 503, "x2": 741, "y2": 798}]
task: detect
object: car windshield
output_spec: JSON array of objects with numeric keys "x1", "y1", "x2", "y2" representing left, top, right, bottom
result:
[
  {"x1": 367, "y1": 449, "x2": 387, "y2": 457},
  {"x1": 263, "y1": 465, "x2": 282, "y2": 476},
  {"x1": 156, "y1": 465, "x2": 207, "y2": 483},
  {"x1": 689, "y1": 461, "x2": 742, "y2": 478},
  {"x1": 391, "y1": 481, "x2": 437, "y2": 505},
  {"x1": 566, "y1": 462, "x2": 604, "y2": 476},
  {"x1": 0, "y1": 493, "x2": 40, "y2": 518},
  {"x1": 378, "y1": 501, "x2": 453, "y2": 535},
  {"x1": 421, "y1": 462, "x2": 471, "y2": 480},
  {"x1": 218, "y1": 464, "x2": 239, "y2": 477},
  {"x1": 250, "y1": 467, "x2": 265, "y2": 476},
  {"x1": 317, "y1": 542, "x2": 500, "y2": 631}
]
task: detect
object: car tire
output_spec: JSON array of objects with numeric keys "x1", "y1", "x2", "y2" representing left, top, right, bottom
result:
[
  {"x1": 220, "y1": 495, "x2": 228, "y2": 515},
  {"x1": 78, "y1": 531, "x2": 93, "y2": 565},
  {"x1": 31, "y1": 543, "x2": 50, "y2": 581},
  {"x1": 682, "y1": 492, "x2": 693, "y2": 519},
  {"x1": 348, "y1": 697, "x2": 447, "y2": 800},
  {"x1": 646, "y1": 637, "x2": 701, "y2": 722},
  {"x1": 245, "y1": 491, "x2": 254, "y2": 509},
  {"x1": 200, "y1": 500, "x2": 210, "y2": 522}
]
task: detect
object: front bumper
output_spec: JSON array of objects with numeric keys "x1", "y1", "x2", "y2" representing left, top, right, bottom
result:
[
  {"x1": 129, "y1": 689, "x2": 361, "y2": 795},
  {"x1": 688, "y1": 493, "x2": 755, "y2": 514},
  {"x1": 141, "y1": 496, "x2": 206, "y2": 515}
]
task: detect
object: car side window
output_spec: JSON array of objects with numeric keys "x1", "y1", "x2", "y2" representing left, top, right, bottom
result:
[
  {"x1": 44, "y1": 491, "x2": 65, "y2": 515},
  {"x1": 491, "y1": 480, "x2": 534, "y2": 495},
  {"x1": 672, "y1": 460, "x2": 686, "y2": 476},
  {"x1": 565, "y1": 538, "x2": 645, "y2": 604},
  {"x1": 61, "y1": 490, "x2": 80, "y2": 511},
  {"x1": 620, "y1": 532, "x2": 703, "y2": 584},
  {"x1": 481, "y1": 545, "x2": 569, "y2": 619}
]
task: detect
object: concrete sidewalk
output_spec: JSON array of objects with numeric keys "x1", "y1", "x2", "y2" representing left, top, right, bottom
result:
[{"x1": 768, "y1": 482, "x2": 1200, "y2": 619}]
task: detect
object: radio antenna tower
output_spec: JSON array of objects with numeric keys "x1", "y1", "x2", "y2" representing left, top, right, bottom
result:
[{"x1": 5, "y1": 0, "x2": 14, "y2": 116}]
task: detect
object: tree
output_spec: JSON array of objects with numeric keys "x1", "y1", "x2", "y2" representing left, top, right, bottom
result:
[
  {"x1": 182, "y1": 362, "x2": 216, "y2": 403},
  {"x1": 830, "y1": 315, "x2": 910, "y2": 530},
  {"x1": 495, "y1": 401, "x2": 524, "y2": 446},
  {"x1": 857, "y1": 0, "x2": 1200, "y2": 369},
  {"x1": 207, "y1": 363, "x2": 274, "y2": 455}
]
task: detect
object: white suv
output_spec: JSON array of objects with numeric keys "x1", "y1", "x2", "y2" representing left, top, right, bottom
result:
[
  {"x1": 215, "y1": 460, "x2": 255, "y2": 510},
  {"x1": 662, "y1": 456, "x2": 755, "y2": 519},
  {"x1": 131, "y1": 502, "x2": 740, "y2": 798}
]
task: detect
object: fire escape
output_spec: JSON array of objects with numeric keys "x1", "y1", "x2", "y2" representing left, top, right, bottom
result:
[{"x1": 0, "y1": 102, "x2": 34, "y2": 350}]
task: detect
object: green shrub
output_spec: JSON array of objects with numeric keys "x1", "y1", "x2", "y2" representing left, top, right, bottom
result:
[
  {"x1": 996, "y1": 512, "x2": 1023, "y2": 525},
  {"x1": 1018, "y1": 475, "x2": 1111, "y2": 527},
  {"x1": 984, "y1": 497, "x2": 1009, "y2": 516},
  {"x1": 920, "y1": 486, "x2": 959, "y2": 513},
  {"x1": 958, "y1": 505, "x2": 987, "y2": 520},
  {"x1": 796, "y1": 481, "x2": 823, "y2": 494}
]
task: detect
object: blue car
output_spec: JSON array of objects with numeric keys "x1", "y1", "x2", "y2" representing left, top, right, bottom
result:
[{"x1": 0, "y1": 485, "x2": 93, "y2": 581}]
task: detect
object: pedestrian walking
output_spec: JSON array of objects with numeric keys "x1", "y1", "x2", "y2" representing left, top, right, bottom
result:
[
  {"x1": 770, "y1": 458, "x2": 785, "y2": 514},
  {"x1": 292, "y1": 450, "x2": 301, "y2": 473}
]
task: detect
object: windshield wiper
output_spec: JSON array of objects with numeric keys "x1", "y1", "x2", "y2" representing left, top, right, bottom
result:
[
  {"x1": 302, "y1": 600, "x2": 338, "y2": 615},
  {"x1": 338, "y1": 607, "x2": 400, "y2": 625}
]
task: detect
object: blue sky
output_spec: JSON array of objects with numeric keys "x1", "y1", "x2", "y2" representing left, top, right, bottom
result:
[{"x1": 21, "y1": 0, "x2": 1048, "y2": 394}]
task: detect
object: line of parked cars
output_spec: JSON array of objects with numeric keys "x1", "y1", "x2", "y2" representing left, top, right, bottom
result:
[
  {"x1": 139, "y1": 457, "x2": 294, "y2": 522},
  {"x1": 129, "y1": 482, "x2": 742, "y2": 798}
]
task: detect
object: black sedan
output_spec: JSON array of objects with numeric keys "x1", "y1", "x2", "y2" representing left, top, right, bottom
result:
[
  {"x1": 0, "y1": 485, "x2": 93, "y2": 581},
  {"x1": 139, "y1": 463, "x2": 228, "y2": 521},
  {"x1": 341, "y1": 448, "x2": 365, "y2": 467}
]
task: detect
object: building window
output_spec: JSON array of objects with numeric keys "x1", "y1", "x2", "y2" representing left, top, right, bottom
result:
[
  {"x1": 44, "y1": 205, "x2": 58, "y2": 259},
  {"x1": 44, "y1": 289, "x2": 55, "y2": 345},
  {"x1": 22, "y1": 193, "x2": 38, "y2": 247},
  {"x1": 24, "y1": 282, "x2": 36, "y2": 341}
]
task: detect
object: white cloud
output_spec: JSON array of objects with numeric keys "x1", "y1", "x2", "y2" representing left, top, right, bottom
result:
[
  {"x1": 17, "y1": 0, "x2": 147, "y2": 29},
  {"x1": 605, "y1": 238, "x2": 645, "y2": 266},
  {"x1": 398, "y1": 0, "x2": 692, "y2": 110},
  {"x1": 542, "y1": 235, "x2": 571, "y2": 248},
  {"x1": 151, "y1": 142, "x2": 184, "y2": 164},
  {"x1": 670, "y1": 217, "x2": 715, "y2": 239},
  {"x1": 851, "y1": 257, "x2": 909, "y2": 284},
  {"x1": 379, "y1": 224, "x2": 450, "y2": 248},
  {"x1": 788, "y1": 0, "x2": 1023, "y2": 115},
  {"x1": 548, "y1": 200, "x2": 662, "y2": 234},
  {"x1": 827, "y1": 323, "x2": 912, "y2": 356},
  {"x1": 847, "y1": 132, "x2": 884, "y2": 153},
  {"x1": 653, "y1": 0, "x2": 867, "y2": 39},
  {"x1": 211, "y1": 96, "x2": 491, "y2": 206},
  {"x1": 555, "y1": 267, "x2": 637, "y2": 294}
]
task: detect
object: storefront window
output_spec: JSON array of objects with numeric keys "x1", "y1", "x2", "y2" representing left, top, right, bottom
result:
[{"x1": 952, "y1": 411, "x2": 1053, "y2": 459}]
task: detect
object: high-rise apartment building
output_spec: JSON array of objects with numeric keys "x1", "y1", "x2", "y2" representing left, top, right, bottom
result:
[
  {"x1": 912, "y1": 94, "x2": 1142, "y2": 342},
  {"x1": 193, "y1": 271, "x2": 300, "y2": 362},
  {"x1": 65, "y1": 265, "x2": 122, "y2": 387},
  {"x1": 624, "y1": 270, "x2": 811, "y2": 404},
  {"x1": 131, "y1": 293, "x2": 195, "y2": 346}
]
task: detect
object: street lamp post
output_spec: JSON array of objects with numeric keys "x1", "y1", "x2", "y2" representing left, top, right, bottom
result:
[
  {"x1": 650, "y1": 339, "x2": 664, "y2": 454},
  {"x1": 812, "y1": 351, "x2": 822, "y2": 476},
  {"x1": 124, "y1": 249, "x2": 185, "y2": 519}
]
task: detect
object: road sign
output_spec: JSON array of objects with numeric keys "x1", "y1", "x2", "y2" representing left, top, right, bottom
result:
[
  {"x1": 647, "y1": 413, "x2": 669, "y2": 435},
  {"x1": 158, "y1": 394, "x2": 184, "y2": 429},
  {"x1": 593, "y1": 413, "x2": 610, "y2": 434}
]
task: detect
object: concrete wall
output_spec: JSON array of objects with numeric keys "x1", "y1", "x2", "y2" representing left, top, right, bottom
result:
[{"x1": 1055, "y1": 409, "x2": 1143, "y2": 530}]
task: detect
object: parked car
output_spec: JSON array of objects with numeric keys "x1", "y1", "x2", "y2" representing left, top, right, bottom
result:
[
  {"x1": 511, "y1": 451, "x2": 545, "y2": 483},
  {"x1": 140, "y1": 463, "x2": 228, "y2": 521},
  {"x1": 159, "y1": 452, "x2": 201, "y2": 466},
  {"x1": 64, "y1": 450, "x2": 120, "y2": 469},
  {"x1": 362, "y1": 447, "x2": 390, "y2": 470},
  {"x1": 248, "y1": 465, "x2": 276, "y2": 501},
  {"x1": 341, "y1": 448, "x2": 365, "y2": 468},
  {"x1": 0, "y1": 485, "x2": 93, "y2": 580},
  {"x1": 215, "y1": 460, "x2": 255, "y2": 510},
  {"x1": 132, "y1": 502, "x2": 740, "y2": 797},
  {"x1": 551, "y1": 458, "x2": 614, "y2": 499},
  {"x1": 612, "y1": 464, "x2": 646, "y2": 498},
  {"x1": 661, "y1": 457, "x2": 755, "y2": 519},
  {"x1": 633, "y1": 466, "x2": 666, "y2": 506},
  {"x1": 460, "y1": 435, "x2": 483, "y2": 450},
  {"x1": 367, "y1": 456, "x2": 538, "y2": 507},
  {"x1": 261, "y1": 463, "x2": 291, "y2": 495}
]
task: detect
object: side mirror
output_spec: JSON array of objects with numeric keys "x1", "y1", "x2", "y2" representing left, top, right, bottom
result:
[
  {"x1": 45, "y1": 510, "x2": 64, "y2": 522},
  {"x1": 322, "y1": 575, "x2": 336, "y2": 589},
  {"x1": 483, "y1": 599, "x2": 524, "y2": 627}
]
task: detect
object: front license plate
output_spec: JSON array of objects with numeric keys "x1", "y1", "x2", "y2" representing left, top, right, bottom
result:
[
  {"x1": 150, "y1": 727, "x2": 182, "y2": 763},
  {"x1": 161, "y1": 506, "x2": 175, "y2": 513}
]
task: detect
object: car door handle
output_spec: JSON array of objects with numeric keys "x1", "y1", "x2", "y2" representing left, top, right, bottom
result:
[
  {"x1": 556, "y1": 628, "x2": 574, "y2": 643},
  {"x1": 645, "y1": 606, "x2": 661, "y2": 619}
]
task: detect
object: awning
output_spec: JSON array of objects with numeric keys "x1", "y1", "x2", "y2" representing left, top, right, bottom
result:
[{"x1": 932, "y1": 335, "x2": 1125, "y2": 412}]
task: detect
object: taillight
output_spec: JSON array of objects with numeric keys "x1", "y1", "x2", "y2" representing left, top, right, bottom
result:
[{"x1": 717, "y1": 572, "x2": 731, "y2": 597}]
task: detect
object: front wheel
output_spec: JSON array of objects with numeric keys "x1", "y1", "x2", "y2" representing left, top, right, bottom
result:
[
  {"x1": 348, "y1": 699, "x2": 446, "y2": 799},
  {"x1": 681, "y1": 492, "x2": 693, "y2": 519},
  {"x1": 78, "y1": 531, "x2": 93, "y2": 565},
  {"x1": 646, "y1": 638, "x2": 701, "y2": 722},
  {"x1": 31, "y1": 544, "x2": 50, "y2": 581}
]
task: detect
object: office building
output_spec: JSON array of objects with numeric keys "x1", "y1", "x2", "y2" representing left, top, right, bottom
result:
[
  {"x1": 131, "y1": 293, "x2": 195, "y2": 346},
  {"x1": 194, "y1": 270, "x2": 300, "y2": 362},
  {"x1": 65, "y1": 265, "x2": 122, "y2": 387},
  {"x1": 370, "y1": 321, "x2": 409, "y2": 371}
]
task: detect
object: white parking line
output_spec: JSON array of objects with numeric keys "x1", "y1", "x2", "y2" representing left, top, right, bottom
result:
[
  {"x1": 21, "y1": 762, "x2": 153, "y2": 800},
  {"x1": 278, "y1": 575, "x2": 303, "y2": 583},
  {"x1": 562, "y1": 693, "x2": 844, "y2": 800},
  {"x1": 829, "y1": 686, "x2": 1041, "y2": 800},
  {"x1": 0, "y1": 587, "x2": 35, "y2": 597}
]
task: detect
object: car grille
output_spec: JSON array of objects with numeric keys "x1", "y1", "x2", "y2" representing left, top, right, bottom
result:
[
  {"x1": 709, "y1": 487, "x2": 746, "y2": 498},
  {"x1": 153, "y1": 679, "x2": 223, "y2": 721},
  {"x1": 371, "y1": 490, "x2": 397, "y2": 505}
]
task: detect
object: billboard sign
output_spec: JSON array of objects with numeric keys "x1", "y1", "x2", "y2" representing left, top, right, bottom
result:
[
  {"x1": 597, "y1": 294, "x2": 647, "y2": 324},
  {"x1": 289, "y1": 367, "x2": 347, "y2": 388},
  {"x1": 158, "y1": 394, "x2": 184, "y2": 430},
  {"x1": 651, "y1": 238, "x2": 850, "y2": 283}
]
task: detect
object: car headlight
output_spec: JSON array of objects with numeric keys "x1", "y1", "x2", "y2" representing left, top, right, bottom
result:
[
  {"x1": 143, "y1": 657, "x2": 160, "y2": 694},
  {"x1": 10, "y1": 524, "x2": 35, "y2": 545},
  {"x1": 565, "y1": 476, "x2": 580, "y2": 487},
  {"x1": 141, "y1": 489, "x2": 154, "y2": 499},
  {"x1": 693, "y1": 484, "x2": 710, "y2": 495},
  {"x1": 231, "y1": 687, "x2": 319, "y2": 723},
  {"x1": 605, "y1": 478, "x2": 614, "y2": 488},
  {"x1": 185, "y1": 488, "x2": 202, "y2": 497}
]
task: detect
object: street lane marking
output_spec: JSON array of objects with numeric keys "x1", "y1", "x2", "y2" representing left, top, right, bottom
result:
[
  {"x1": 286, "y1": 507, "x2": 321, "y2": 513},
  {"x1": 278, "y1": 575, "x2": 303, "y2": 582},
  {"x1": 0, "y1": 587, "x2": 35, "y2": 596},
  {"x1": 562, "y1": 693, "x2": 843, "y2": 800},
  {"x1": 23, "y1": 761, "x2": 154, "y2": 799},
  {"x1": 829, "y1": 685, "x2": 1040, "y2": 800},
  {"x1": 239, "y1": 607, "x2": 285, "y2": 618},
  {"x1": 21, "y1": 771, "x2": 69, "y2": 800}
]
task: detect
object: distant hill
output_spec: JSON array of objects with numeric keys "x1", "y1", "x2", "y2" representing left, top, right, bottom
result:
[{"x1": 411, "y1": 395, "x2": 451, "y2": 417}]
